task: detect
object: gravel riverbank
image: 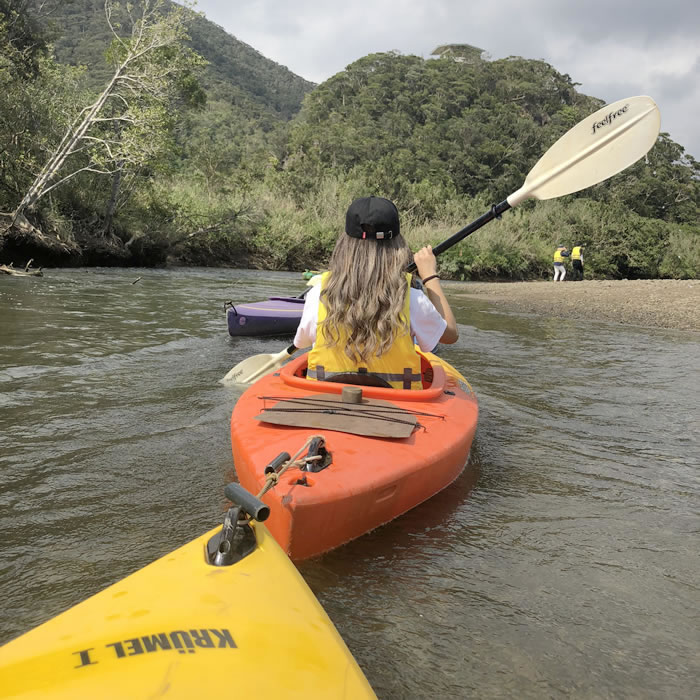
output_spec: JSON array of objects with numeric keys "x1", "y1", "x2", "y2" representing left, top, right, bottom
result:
[{"x1": 452, "y1": 279, "x2": 699, "y2": 332}]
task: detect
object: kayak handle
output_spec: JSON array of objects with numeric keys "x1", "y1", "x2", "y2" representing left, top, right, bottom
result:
[
  {"x1": 209, "y1": 504, "x2": 257, "y2": 567},
  {"x1": 224, "y1": 483, "x2": 270, "y2": 522},
  {"x1": 264, "y1": 452, "x2": 291, "y2": 475}
]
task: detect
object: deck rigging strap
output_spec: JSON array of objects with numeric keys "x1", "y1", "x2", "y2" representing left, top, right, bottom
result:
[{"x1": 258, "y1": 395, "x2": 444, "y2": 419}]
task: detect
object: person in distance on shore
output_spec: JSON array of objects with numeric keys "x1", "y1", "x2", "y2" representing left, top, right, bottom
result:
[
  {"x1": 553, "y1": 244, "x2": 570, "y2": 281},
  {"x1": 571, "y1": 244, "x2": 584, "y2": 281},
  {"x1": 293, "y1": 196, "x2": 457, "y2": 390}
]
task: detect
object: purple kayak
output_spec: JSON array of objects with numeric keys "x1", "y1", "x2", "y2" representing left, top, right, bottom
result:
[{"x1": 226, "y1": 296, "x2": 305, "y2": 337}]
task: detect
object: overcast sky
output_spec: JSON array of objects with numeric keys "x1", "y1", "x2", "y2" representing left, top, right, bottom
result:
[{"x1": 192, "y1": 0, "x2": 700, "y2": 159}]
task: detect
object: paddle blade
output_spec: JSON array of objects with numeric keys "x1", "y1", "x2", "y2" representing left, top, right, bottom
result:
[
  {"x1": 220, "y1": 345, "x2": 297, "y2": 386},
  {"x1": 306, "y1": 273, "x2": 323, "y2": 287},
  {"x1": 508, "y1": 96, "x2": 660, "y2": 207}
]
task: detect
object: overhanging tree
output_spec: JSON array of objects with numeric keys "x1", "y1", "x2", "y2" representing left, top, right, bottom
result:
[{"x1": 10, "y1": 0, "x2": 204, "y2": 233}]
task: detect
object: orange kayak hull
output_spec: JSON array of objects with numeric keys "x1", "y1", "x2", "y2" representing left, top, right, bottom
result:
[{"x1": 230, "y1": 352, "x2": 478, "y2": 560}]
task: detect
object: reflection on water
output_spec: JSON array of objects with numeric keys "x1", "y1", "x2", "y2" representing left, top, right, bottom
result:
[{"x1": 1, "y1": 269, "x2": 698, "y2": 698}]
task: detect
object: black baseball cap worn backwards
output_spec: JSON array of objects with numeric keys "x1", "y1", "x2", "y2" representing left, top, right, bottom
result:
[{"x1": 345, "y1": 196, "x2": 399, "y2": 240}]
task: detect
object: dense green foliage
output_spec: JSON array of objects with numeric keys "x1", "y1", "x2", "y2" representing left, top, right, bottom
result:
[
  {"x1": 47, "y1": 0, "x2": 313, "y2": 185},
  {"x1": 1, "y1": 1, "x2": 698, "y2": 278},
  {"x1": 284, "y1": 53, "x2": 597, "y2": 207},
  {"x1": 0, "y1": 1, "x2": 89, "y2": 231}
]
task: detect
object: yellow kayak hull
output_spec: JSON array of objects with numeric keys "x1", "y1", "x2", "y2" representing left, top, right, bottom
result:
[{"x1": 0, "y1": 522, "x2": 375, "y2": 699}]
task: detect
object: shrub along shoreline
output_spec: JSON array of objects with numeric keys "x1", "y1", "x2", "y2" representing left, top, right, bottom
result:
[{"x1": 177, "y1": 178, "x2": 699, "y2": 281}]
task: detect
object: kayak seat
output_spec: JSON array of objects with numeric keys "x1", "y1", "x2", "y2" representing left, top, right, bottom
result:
[
  {"x1": 323, "y1": 373, "x2": 392, "y2": 388},
  {"x1": 282, "y1": 353, "x2": 448, "y2": 401},
  {"x1": 304, "y1": 355, "x2": 433, "y2": 390}
]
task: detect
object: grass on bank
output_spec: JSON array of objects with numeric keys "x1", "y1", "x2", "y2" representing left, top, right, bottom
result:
[{"x1": 168, "y1": 173, "x2": 699, "y2": 280}]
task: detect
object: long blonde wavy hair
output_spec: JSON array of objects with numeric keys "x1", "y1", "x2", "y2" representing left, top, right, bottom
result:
[{"x1": 320, "y1": 233, "x2": 413, "y2": 363}]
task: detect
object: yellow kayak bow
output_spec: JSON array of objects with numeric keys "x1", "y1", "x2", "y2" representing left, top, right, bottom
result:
[{"x1": 0, "y1": 484, "x2": 375, "y2": 699}]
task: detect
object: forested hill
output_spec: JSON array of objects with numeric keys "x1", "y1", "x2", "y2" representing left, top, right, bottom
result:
[
  {"x1": 184, "y1": 11, "x2": 314, "y2": 120},
  {"x1": 46, "y1": 0, "x2": 314, "y2": 121}
]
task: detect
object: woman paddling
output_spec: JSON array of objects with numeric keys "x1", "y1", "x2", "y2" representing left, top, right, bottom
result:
[{"x1": 293, "y1": 196, "x2": 458, "y2": 390}]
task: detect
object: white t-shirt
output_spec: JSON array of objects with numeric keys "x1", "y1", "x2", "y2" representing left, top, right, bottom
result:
[{"x1": 293, "y1": 284, "x2": 447, "y2": 352}]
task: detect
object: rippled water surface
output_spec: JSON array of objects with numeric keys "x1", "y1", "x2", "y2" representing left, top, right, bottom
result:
[{"x1": 1, "y1": 268, "x2": 698, "y2": 698}]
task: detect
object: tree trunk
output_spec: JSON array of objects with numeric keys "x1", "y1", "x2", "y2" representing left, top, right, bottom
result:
[
  {"x1": 104, "y1": 165, "x2": 123, "y2": 236},
  {"x1": 12, "y1": 70, "x2": 121, "y2": 221}
]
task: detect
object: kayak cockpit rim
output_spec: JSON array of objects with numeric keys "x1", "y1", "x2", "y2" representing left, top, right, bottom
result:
[{"x1": 278, "y1": 353, "x2": 448, "y2": 402}]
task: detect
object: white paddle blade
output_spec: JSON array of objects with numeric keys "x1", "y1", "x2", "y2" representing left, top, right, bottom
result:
[
  {"x1": 508, "y1": 96, "x2": 660, "y2": 207},
  {"x1": 220, "y1": 355, "x2": 271, "y2": 385},
  {"x1": 238, "y1": 356, "x2": 283, "y2": 384},
  {"x1": 220, "y1": 345, "x2": 296, "y2": 386}
]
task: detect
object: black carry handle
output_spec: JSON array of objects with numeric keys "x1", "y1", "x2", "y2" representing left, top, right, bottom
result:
[
  {"x1": 264, "y1": 452, "x2": 291, "y2": 475},
  {"x1": 224, "y1": 483, "x2": 270, "y2": 522},
  {"x1": 406, "y1": 200, "x2": 511, "y2": 273}
]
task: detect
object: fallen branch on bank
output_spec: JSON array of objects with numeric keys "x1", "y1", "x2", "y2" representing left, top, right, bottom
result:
[{"x1": 0, "y1": 260, "x2": 43, "y2": 277}]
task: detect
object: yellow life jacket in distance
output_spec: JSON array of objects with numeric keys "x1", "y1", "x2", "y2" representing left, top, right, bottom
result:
[
  {"x1": 307, "y1": 272, "x2": 422, "y2": 390},
  {"x1": 571, "y1": 246, "x2": 582, "y2": 260},
  {"x1": 553, "y1": 247, "x2": 566, "y2": 263}
]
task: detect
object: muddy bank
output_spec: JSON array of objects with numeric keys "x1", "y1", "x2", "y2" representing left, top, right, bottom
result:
[{"x1": 452, "y1": 279, "x2": 699, "y2": 332}]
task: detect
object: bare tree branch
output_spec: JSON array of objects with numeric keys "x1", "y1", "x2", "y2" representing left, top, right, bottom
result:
[{"x1": 11, "y1": 0, "x2": 202, "y2": 223}]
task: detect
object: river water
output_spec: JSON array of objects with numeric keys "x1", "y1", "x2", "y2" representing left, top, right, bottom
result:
[{"x1": 1, "y1": 267, "x2": 698, "y2": 699}]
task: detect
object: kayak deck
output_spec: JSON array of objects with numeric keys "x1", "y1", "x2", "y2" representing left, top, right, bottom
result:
[{"x1": 231, "y1": 352, "x2": 478, "y2": 560}]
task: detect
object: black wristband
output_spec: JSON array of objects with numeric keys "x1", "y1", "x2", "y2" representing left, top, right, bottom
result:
[{"x1": 422, "y1": 274, "x2": 440, "y2": 284}]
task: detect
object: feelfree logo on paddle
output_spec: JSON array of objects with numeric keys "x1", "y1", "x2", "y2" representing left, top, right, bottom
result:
[{"x1": 591, "y1": 104, "x2": 629, "y2": 135}]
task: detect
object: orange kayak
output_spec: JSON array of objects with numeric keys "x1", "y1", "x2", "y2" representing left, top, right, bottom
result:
[{"x1": 230, "y1": 351, "x2": 478, "y2": 560}]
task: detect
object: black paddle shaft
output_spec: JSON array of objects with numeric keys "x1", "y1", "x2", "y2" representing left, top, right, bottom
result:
[{"x1": 406, "y1": 199, "x2": 512, "y2": 274}]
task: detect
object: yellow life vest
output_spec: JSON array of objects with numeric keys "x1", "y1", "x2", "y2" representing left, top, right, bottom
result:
[
  {"x1": 307, "y1": 272, "x2": 422, "y2": 390},
  {"x1": 553, "y1": 247, "x2": 566, "y2": 263},
  {"x1": 571, "y1": 246, "x2": 582, "y2": 260}
]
